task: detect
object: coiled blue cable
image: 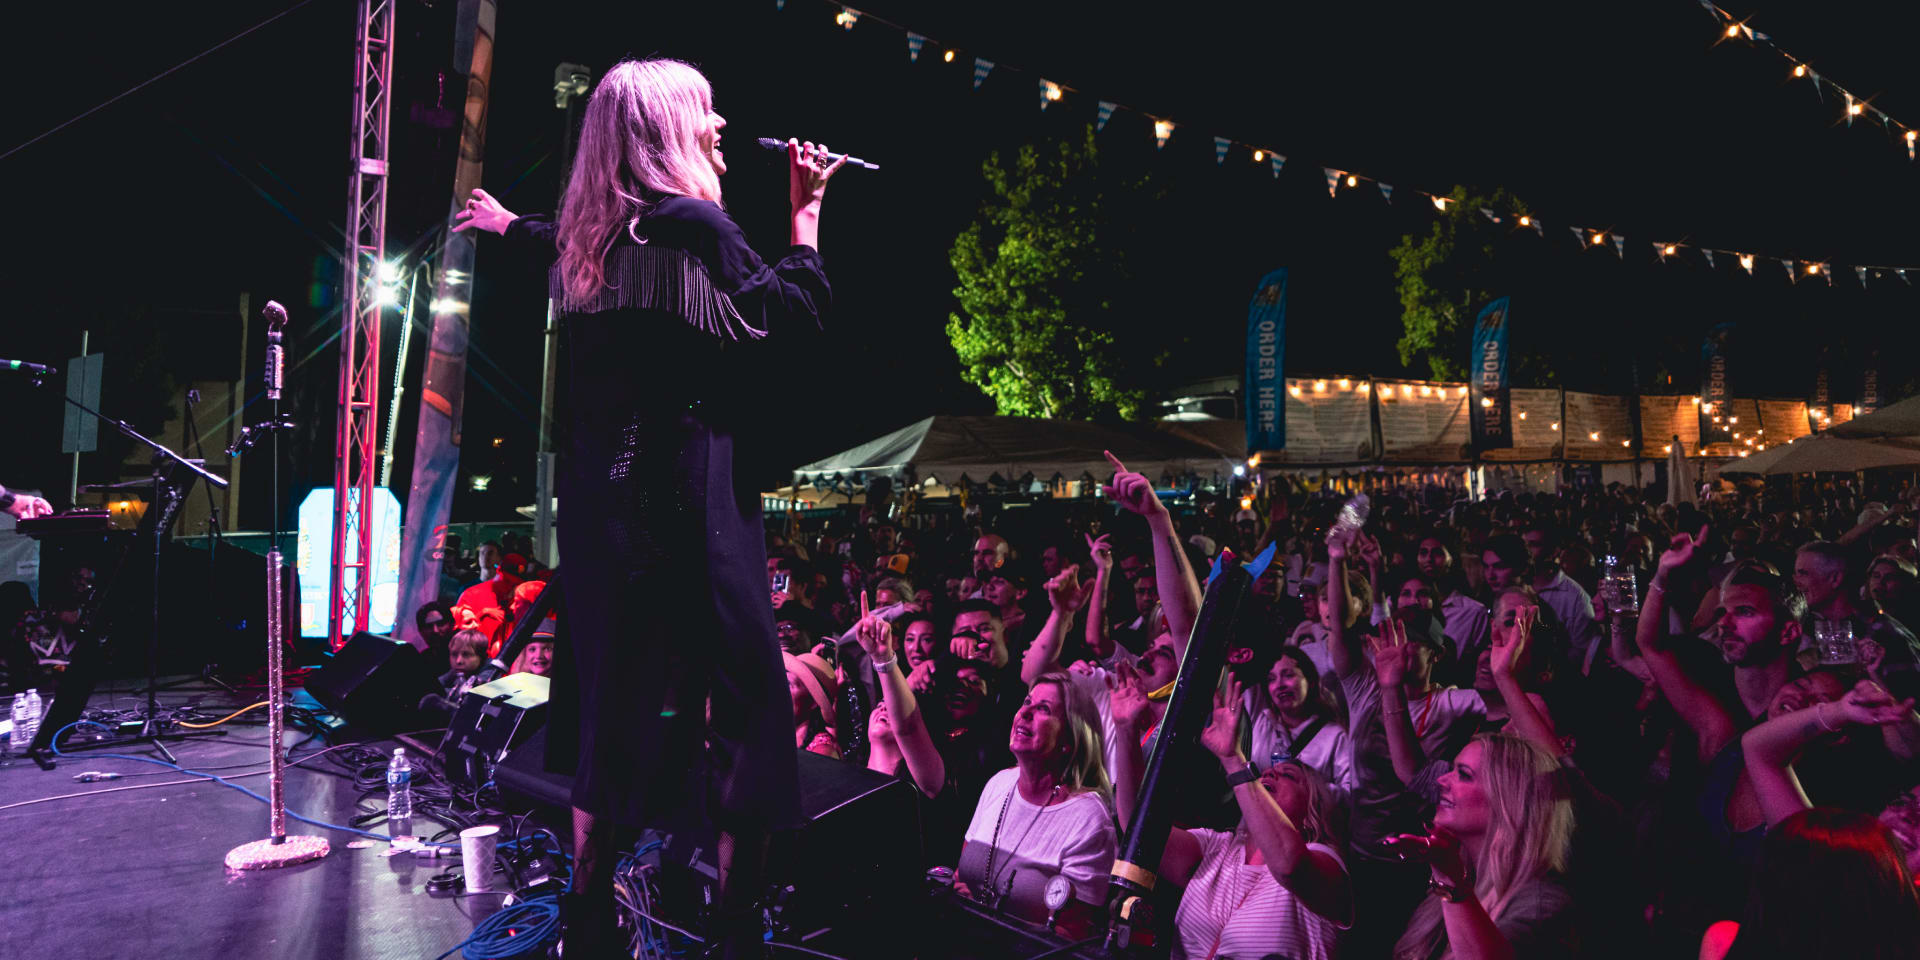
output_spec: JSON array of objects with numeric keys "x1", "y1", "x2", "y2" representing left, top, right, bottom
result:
[{"x1": 431, "y1": 894, "x2": 561, "y2": 959}]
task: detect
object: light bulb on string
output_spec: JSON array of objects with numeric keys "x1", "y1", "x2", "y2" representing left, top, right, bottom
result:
[
  {"x1": 1313, "y1": 380, "x2": 1328, "y2": 392},
  {"x1": 1253, "y1": 150, "x2": 1264, "y2": 162},
  {"x1": 1345, "y1": 175, "x2": 1358, "y2": 188},
  {"x1": 1589, "y1": 431, "x2": 1601, "y2": 441},
  {"x1": 1793, "y1": 64, "x2": 1807, "y2": 78},
  {"x1": 943, "y1": 50, "x2": 955, "y2": 63},
  {"x1": 1725, "y1": 24, "x2": 1740, "y2": 38},
  {"x1": 1664, "y1": 244, "x2": 1677, "y2": 256},
  {"x1": 1431, "y1": 196, "x2": 1450, "y2": 212},
  {"x1": 1481, "y1": 397, "x2": 1494, "y2": 408},
  {"x1": 1591, "y1": 232, "x2": 1606, "y2": 246},
  {"x1": 1550, "y1": 422, "x2": 1560, "y2": 431},
  {"x1": 1518, "y1": 411, "x2": 1528, "y2": 420}
]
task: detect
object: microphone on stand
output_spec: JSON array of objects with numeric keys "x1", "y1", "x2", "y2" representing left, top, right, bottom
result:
[
  {"x1": 755, "y1": 138, "x2": 880, "y2": 170},
  {"x1": 1, "y1": 358, "x2": 58, "y2": 376},
  {"x1": 262, "y1": 300, "x2": 288, "y2": 402}
]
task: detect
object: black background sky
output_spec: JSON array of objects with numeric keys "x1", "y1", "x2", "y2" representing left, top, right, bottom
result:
[{"x1": 4, "y1": 0, "x2": 1918, "y2": 522}]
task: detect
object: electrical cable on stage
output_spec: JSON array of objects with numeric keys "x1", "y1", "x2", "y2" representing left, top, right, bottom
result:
[
  {"x1": 176, "y1": 701, "x2": 269, "y2": 728},
  {"x1": 429, "y1": 894, "x2": 560, "y2": 960}
]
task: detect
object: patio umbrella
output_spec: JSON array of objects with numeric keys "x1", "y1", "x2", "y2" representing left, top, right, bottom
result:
[
  {"x1": 1720, "y1": 434, "x2": 1920, "y2": 476},
  {"x1": 1666, "y1": 435, "x2": 1696, "y2": 506},
  {"x1": 1829, "y1": 396, "x2": 1920, "y2": 440}
]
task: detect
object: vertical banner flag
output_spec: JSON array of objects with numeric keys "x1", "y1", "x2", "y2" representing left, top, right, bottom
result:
[
  {"x1": 906, "y1": 32, "x2": 924, "y2": 61},
  {"x1": 972, "y1": 57, "x2": 993, "y2": 89},
  {"x1": 398, "y1": 0, "x2": 497, "y2": 650},
  {"x1": 1244, "y1": 269, "x2": 1288, "y2": 454},
  {"x1": 1699, "y1": 322, "x2": 1735, "y2": 446},
  {"x1": 1860, "y1": 350, "x2": 1882, "y2": 416},
  {"x1": 1214, "y1": 136, "x2": 1230, "y2": 164},
  {"x1": 1096, "y1": 100, "x2": 1116, "y2": 132},
  {"x1": 1468, "y1": 297, "x2": 1514, "y2": 451}
]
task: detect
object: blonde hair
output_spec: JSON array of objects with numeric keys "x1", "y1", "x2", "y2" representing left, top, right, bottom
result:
[
  {"x1": 556, "y1": 58, "x2": 723, "y2": 307},
  {"x1": 1028, "y1": 671, "x2": 1112, "y2": 801},
  {"x1": 1236, "y1": 759, "x2": 1345, "y2": 850},
  {"x1": 1393, "y1": 734, "x2": 1574, "y2": 960}
]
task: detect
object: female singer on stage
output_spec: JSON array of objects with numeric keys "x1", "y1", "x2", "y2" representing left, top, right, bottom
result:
[{"x1": 454, "y1": 57, "x2": 845, "y2": 956}]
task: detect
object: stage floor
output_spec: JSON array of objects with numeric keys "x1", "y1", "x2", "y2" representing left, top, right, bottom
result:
[{"x1": 0, "y1": 679, "x2": 533, "y2": 960}]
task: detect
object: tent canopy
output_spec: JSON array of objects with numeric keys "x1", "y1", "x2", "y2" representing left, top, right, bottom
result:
[
  {"x1": 1720, "y1": 434, "x2": 1920, "y2": 476},
  {"x1": 1830, "y1": 397, "x2": 1920, "y2": 441},
  {"x1": 792, "y1": 415, "x2": 1237, "y2": 487}
]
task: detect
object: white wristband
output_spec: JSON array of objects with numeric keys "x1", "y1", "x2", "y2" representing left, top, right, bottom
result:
[{"x1": 870, "y1": 656, "x2": 897, "y2": 672}]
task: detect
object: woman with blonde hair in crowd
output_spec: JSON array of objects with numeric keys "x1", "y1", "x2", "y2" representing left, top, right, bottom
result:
[
  {"x1": 1386, "y1": 732, "x2": 1578, "y2": 959},
  {"x1": 953, "y1": 670, "x2": 1117, "y2": 938},
  {"x1": 1112, "y1": 674, "x2": 1353, "y2": 960},
  {"x1": 454, "y1": 56, "x2": 846, "y2": 958}
]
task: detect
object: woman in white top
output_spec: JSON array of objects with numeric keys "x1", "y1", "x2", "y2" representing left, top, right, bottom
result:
[
  {"x1": 1249, "y1": 645, "x2": 1356, "y2": 799},
  {"x1": 954, "y1": 669, "x2": 1117, "y2": 938},
  {"x1": 1113, "y1": 674, "x2": 1354, "y2": 960}
]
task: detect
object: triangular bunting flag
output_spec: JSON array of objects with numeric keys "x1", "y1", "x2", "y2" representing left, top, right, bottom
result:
[
  {"x1": 1214, "y1": 136, "x2": 1230, "y2": 165},
  {"x1": 1856, "y1": 265, "x2": 1869, "y2": 286},
  {"x1": 1480, "y1": 208, "x2": 1501, "y2": 223},
  {"x1": 1613, "y1": 234, "x2": 1625, "y2": 259},
  {"x1": 1898, "y1": 269, "x2": 1911, "y2": 285},
  {"x1": 1378, "y1": 182, "x2": 1394, "y2": 203},
  {"x1": 1153, "y1": 119, "x2": 1174, "y2": 150},
  {"x1": 1529, "y1": 216, "x2": 1543, "y2": 235},
  {"x1": 1039, "y1": 79, "x2": 1061, "y2": 110},
  {"x1": 1570, "y1": 226, "x2": 1585, "y2": 246},
  {"x1": 1702, "y1": 249, "x2": 1716, "y2": 268},
  {"x1": 1652, "y1": 242, "x2": 1667, "y2": 258},
  {"x1": 907, "y1": 32, "x2": 925, "y2": 62},
  {"x1": 1324, "y1": 169, "x2": 1342, "y2": 197},
  {"x1": 1820, "y1": 263, "x2": 1832, "y2": 285},
  {"x1": 1269, "y1": 153, "x2": 1286, "y2": 178},
  {"x1": 972, "y1": 57, "x2": 994, "y2": 90},
  {"x1": 1782, "y1": 259, "x2": 1796, "y2": 282},
  {"x1": 1739, "y1": 253, "x2": 1754, "y2": 274},
  {"x1": 1909, "y1": 131, "x2": 1916, "y2": 162},
  {"x1": 1096, "y1": 100, "x2": 1116, "y2": 132},
  {"x1": 1809, "y1": 69, "x2": 1823, "y2": 101}
]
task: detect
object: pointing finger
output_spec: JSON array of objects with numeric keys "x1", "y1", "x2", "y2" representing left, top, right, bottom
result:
[{"x1": 1104, "y1": 449, "x2": 1129, "y2": 475}]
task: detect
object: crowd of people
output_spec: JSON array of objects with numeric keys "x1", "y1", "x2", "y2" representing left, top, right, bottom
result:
[{"x1": 737, "y1": 465, "x2": 1920, "y2": 958}]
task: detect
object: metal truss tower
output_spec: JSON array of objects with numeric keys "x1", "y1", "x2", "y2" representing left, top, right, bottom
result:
[{"x1": 331, "y1": 0, "x2": 394, "y2": 649}]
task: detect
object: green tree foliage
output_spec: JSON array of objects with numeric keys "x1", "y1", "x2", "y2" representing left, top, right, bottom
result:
[
  {"x1": 947, "y1": 126, "x2": 1147, "y2": 421},
  {"x1": 1388, "y1": 185, "x2": 1534, "y2": 382}
]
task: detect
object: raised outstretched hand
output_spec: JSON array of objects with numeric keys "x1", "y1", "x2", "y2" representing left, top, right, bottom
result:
[
  {"x1": 1368, "y1": 617, "x2": 1412, "y2": 689},
  {"x1": 1382, "y1": 825, "x2": 1468, "y2": 885},
  {"x1": 1109, "y1": 660, "x2": 1153, "y2": 731},
  {"x1": 1102, "y1": 451, "x2": 1166, "y2": 519},
  {"x1": 1201, "y1": 674, "x2": 1246, "y2": 762},
  {"x1": 1044, "y1": 564, "x2": 1091, "y2": 614},
  {"x1": 1834, "y1": 678, "x2": 1919, "y2": 728},
  {"x1": 1087, "y1": 533, "x2": 1114, "y2": 574},
  {"x1": 1655, "y1": 525, "x2": 1710, "y2": 579},
  {"x1": 854, "y1": 591, "x2": 895, "y2": 663},
  {"x1": 450, "y1": 188, "x2": 518, "y2": 235},
  {"x1": 1490, "y1": 604, "x2": 1537, "y2": 679}
]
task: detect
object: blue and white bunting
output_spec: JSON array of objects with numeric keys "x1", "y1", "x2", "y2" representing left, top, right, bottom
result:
[
  {"x1": 1856, "y1": 265, "x2": 1869, "y2": 286},
  {"x1": 1378, "y1": 182, "x2": 1393, "y2": 203},
  {"x1": 1899, "y1": 269, "x2": 1911, "y2": 285},
  {"x1": 1702, "y1": 249, "x2": 1716, "y2": 269},
  {"x1": 1613, "y1": 234, "x2": 1625, "y2": 259},
  {"x1": 836, "y1": 6, "x2": 859, "y2": 29},
  {"x1": 906, "y1": 32, "x2": 924, "y2": 61},
  {"x1": 972, "y1": 57, "x2": 993, "y2": 90},
  {"x1": 1096, "y1": 100, "x2": 1116, "y2": 132},
  {"x1": 1214, "y1": 136, "x2": 1230, "y2": 164},
  {"x1": 1569, "y1": 226, "x2": 1585, "y2": 246},
  {"x1": 1323, "y1": 169, "x2": 1341, "y2": 197},
  {"x1": 1782, "y1": 259, "x2": 1796, "y2": 282},
  {"x1": 1480, "y1": 208, "x2": 1501, "y2": 223},
  {"x1": 1269, "y1": 153, "x2": 1286, "y2": 178}
]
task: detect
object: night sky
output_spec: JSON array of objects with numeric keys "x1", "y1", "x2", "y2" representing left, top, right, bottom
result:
[{"x1": 4, "y1": 0, "x2": 1918, "y2": 522}]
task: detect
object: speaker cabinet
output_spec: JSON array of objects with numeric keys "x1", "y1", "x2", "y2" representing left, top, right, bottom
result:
[{"x1": 304, "y1": 632, "x2": 432, "y2": 734}]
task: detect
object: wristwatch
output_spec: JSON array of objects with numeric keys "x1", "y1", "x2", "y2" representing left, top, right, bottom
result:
[
  {"x1": 1224, "y1": 763, "x2": 1259, "y2": 788},
  {"x1": 1427, "y1": 876, "x2": 1470, "y2": 903}
]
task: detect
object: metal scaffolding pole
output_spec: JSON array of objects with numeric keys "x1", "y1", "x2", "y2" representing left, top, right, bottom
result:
[{"x1": 331, "y1": 0, "x2": 394, "y2": 649}]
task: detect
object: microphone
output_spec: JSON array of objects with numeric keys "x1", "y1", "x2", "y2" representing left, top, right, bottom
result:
[
  {"x1": 755, "y1": 138, "x2": 880, "y2": 170},
  {"x1": 262, "y1": 300, "x2": 287, "y2": 401},
  {"x1": 1, "y1": 358, "x2": 58, "y2": 376}
]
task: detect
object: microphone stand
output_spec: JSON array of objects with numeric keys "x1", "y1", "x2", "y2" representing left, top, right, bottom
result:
[
  {"x1": 30, "y1": 390, "x2": 230, "y2": 765},
  {"x1": 224, "y1": 299, "x2": 328, "y2": 869},
  {"x1": 180, "y1": 387, "x2": 239, "y2": 695}
]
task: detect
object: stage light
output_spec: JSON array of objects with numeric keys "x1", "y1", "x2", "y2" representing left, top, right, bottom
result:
[
  {"x1": 377, "y1": 261, "x2": 402, "y2": 283},
  {"x1": 1793, "y1": 64, "x2": 1807, "y2": 78},
  {"x1": 376, "y1": 285, "x2": 402, "y2": 307},
  {"x1": 1253, "y1": 150, "x2": 1265, "y2": 161},
  {"x1": 1233, "y1": 464, "x2": 1246, "y2": 477},
  {"x1": 1346, "y1": 175, "x2": 1358, "y2": 187}
]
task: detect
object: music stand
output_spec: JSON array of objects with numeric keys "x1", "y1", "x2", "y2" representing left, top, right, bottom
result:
[{"x1": 30, "y1": 394, "x2": 230, "y2": 765}]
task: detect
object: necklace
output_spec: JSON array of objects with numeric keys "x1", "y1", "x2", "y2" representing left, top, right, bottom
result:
[{"x1": 982, "y1": 779, "x2": 1062, "y2": 905}]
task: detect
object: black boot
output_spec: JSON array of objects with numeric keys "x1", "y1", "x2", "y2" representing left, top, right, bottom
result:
[{"x1": 558, "y1": 891, "x2": 623, "y2": 959}]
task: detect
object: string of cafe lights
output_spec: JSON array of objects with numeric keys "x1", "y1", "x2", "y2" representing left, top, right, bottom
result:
[{"x1": 780, "y1": 0, "x2": 1920, "y2": 289}]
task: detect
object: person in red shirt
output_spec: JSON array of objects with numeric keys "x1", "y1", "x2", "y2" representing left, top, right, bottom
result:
[{"x1": 453, "y1": 541, "x2": 520, "y2": 646}]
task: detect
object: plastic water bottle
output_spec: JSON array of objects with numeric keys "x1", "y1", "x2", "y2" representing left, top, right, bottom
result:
[
  {"x1": 386, "y1": 747, "x2": 414, "y2": 840},
  {"x1": 17, "y1": 689, "x2": 42, "y2": 752},
  {"x1": 5, "y1": 692, "x2": 25, "y2": 758},
  {"x1": 1331, "y1": 493, "x2": 1371, "y2": 540}
]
